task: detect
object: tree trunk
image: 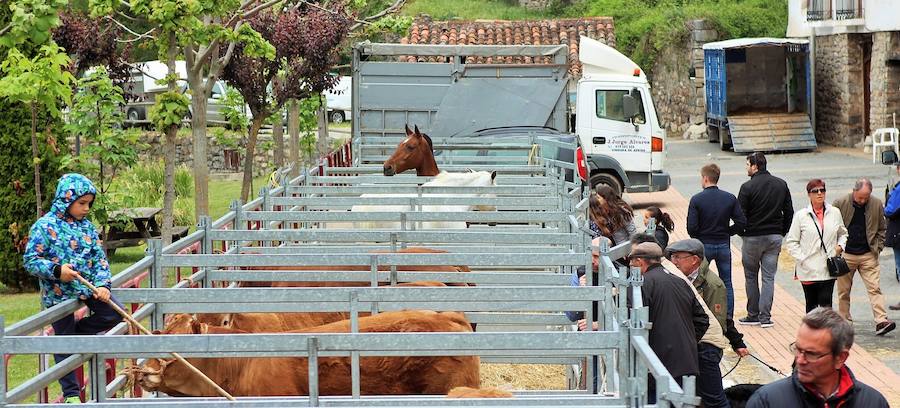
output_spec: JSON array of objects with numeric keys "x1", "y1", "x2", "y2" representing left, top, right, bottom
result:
[
  {"x1": 240, "y1": 117, "x2": 265, "y2": 202},
  {"x1": 160, "y1": 35, "x2": 179, "y2": 245},
  {"x1": 316, "y1": 99, "x2": 328, "y2": 159},
  {"x1": 188, "y1": 72, "x2": 210, "y2": 221},
  {"x1": 272, "y1": 108, "x2": 284, "y2": 169},
  {"x1": 288, "y1": 100, "x2": 300, "y2": 178},
  {"x1": 30, "y1": 104, "x2": 42, "y2": 217}
]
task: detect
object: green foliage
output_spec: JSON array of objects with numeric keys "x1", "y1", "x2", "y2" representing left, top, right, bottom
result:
[
  {"x1": 235, "y1": 23, "x2": 275, "y2": 61},
  {"x1": 400, "y1": 0, "x2": 559, "y2": 20},
  {"x1": 366, "y1": 15, "x2": 414, "y2": 36},
  {"x1": 297, "y1": 95, "x2": 322, "y2": 161},
  {"x1": 0, "y1": 0, "x2": 68, "y2": 48},
  {"x1": 148, "y1": 90, "x2": 190, "y2": 132},
  {"x1": 0, "y1": 43, "x2": 75, "y2": 118},
  {"x1": 112, "y1": 160, "x2": 195, "y2": 226},
  {"x1": 64, "y1": 67, "x2": 147, "y2": 230},
  {"x1": 579, "y1": 0, "x2": 787, "y2": 72},
  {"x1": 220, "y1": 86, "x2": 249, "y2": 134}
]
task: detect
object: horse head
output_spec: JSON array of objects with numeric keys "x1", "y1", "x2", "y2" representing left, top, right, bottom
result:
[{"x1": 384, "y1": 125, "x2": 439, "y2": 176}]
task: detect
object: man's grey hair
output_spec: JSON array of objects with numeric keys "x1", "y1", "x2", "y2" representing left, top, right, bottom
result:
[
  {"x1": 802, "y1": 307, "x2": 854, "y2": 355},
  {"x1": 853, "y1": 178, "x2": 873, "y2": 192}
]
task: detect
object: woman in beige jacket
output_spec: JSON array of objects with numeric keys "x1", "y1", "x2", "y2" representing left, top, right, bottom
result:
[{"x1": 784, "y1": 179, "x2": 848, "y2": 313}]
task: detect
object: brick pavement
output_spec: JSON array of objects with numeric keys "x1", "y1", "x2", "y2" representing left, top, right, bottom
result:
[{"x1": 631, "y1": 187, "x2": 900, "y2": 405}]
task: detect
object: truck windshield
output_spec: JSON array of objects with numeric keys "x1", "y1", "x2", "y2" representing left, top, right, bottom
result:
[{"x1": 595, "y1": 90, "x2": 646, "y2": 124}]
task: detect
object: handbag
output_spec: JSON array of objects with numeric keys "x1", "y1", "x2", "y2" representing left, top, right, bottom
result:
[{"x1": 808, "y1": 213, "x2": 851, "y2": 277}]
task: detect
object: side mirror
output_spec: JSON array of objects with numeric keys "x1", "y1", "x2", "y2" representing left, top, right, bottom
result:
[
  {"x1": 882, "y1": 150, "x2": 898, "y2": 166},
  {"x1": 623, "y1": 94, "x2": 638, "y2": 120}
]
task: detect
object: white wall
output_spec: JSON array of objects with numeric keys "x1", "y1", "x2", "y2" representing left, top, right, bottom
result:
[
  {"x1": 865, "y1": 0, "x2": 900, "y2": 31},
  {"x1": 788, "y1": 0, "x2": 900, "y2": 37}
]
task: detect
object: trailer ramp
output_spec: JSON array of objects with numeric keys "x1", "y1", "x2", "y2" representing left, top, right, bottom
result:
[{"x1": 728, "y1": 113, "x2": 817, "y2": 152}]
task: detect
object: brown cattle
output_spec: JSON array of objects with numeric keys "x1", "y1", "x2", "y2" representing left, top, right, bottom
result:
[
  {"x1": 237, "y1": 247, "x2": 472, "y2": 288},
  {"x1": 138, "y1": 310, "x2": 480, "y2": 397},
  {"x1": 446, "y1": 387, "x2": 514, "y2": 398},
  {"x1": 196, "y1": 281, "x2": 448, "y2": 332}
]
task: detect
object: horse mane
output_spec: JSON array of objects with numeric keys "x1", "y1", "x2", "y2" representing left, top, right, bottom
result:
[{"x1": 422, "y1": 132, "x2": 433, "y2": 150}]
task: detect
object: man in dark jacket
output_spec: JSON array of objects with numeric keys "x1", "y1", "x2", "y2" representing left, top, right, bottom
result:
[
  {"x1": 738, "y1": 152, "x2": 793, "y2": 328},
  {"x1": 629, "y1": 241, "x2": 709, "y2": 396},
  {"x1": 687, "y1": 163, "x2": 746, "y2": 319},
  {"x1": 832, "y1": 178, "x2": 895, "y2": 336},
  {"x1": 747, "y1": 307, "x2": 889, "y2": 407}
]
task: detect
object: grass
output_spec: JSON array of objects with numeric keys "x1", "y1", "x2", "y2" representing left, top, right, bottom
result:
[{"x1": 401, "y1": 0, "x2": 561, "y2": 20}]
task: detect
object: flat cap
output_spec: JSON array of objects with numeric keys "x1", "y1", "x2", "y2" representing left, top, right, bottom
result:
[
  {"x1": 629, "y1": 241, "x2": 663, "y2": 258},
  {"x1": 665, "y1": 239, "x2": 705, "y2": 260}
]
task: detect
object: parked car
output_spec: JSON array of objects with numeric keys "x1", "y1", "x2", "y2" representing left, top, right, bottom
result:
[{"x1": 324, "y1": 75, "x2": 351, "y2": 123}]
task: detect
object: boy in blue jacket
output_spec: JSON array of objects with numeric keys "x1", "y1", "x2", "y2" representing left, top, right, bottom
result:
[{"x1": 24, "y1": 173, "x2": 123, "y2": 404}]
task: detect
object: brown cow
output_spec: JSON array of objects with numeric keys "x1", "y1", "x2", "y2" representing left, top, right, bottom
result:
[
  {"x1": 446, "y1": 387, "x2": 514, "y2": 398},
  {"x1": 138, "y1": 310, "x2": 480, "y2": 397},
  {"x1": 196, "y1": 281, "x2": 448, "y2": 332},
  {"x1": 237, "y1": 247, "x2": 472, "y2": 288}
]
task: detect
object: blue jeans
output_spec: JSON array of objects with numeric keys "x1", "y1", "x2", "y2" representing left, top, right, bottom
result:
[
  {"x1": 741, "y1": 234, "x2": 783, "y2": 322},
  {"x1": 704, "y1": 242, "x2": 734, "y2": 318},
  {"x1": 697, "y1": 343, "x2": 730, "y2": 408},
  {"x1": 50, "y1": 296, "x2": 124, "y2": 398}
]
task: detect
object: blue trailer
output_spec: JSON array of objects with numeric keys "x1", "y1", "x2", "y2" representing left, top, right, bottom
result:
[{"x1": 704, "y1": 38, "x2": 816, "y2": 152}]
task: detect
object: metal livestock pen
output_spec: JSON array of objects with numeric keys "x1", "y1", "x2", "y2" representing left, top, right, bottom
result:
[{"x1": 0, "y1": 135, "x2": 699, "y2": 407}]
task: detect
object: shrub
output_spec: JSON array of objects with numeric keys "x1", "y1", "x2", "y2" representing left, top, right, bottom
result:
[{"x1": 112, "y1": 161, "x2": 195, "y2": 226}]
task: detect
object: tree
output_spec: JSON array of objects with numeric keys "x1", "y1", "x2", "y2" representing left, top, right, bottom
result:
[
  {"x1": 0, "y1": 43, "x2": 75, "y2": 217},
  {"x1": 222, "y1": 6, "x2": 351, "y2": 202},
  {"x1": 64, "y1": 66, "x2": 145, "y2": 239}
]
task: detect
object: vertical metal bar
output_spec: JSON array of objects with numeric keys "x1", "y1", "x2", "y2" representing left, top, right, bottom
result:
[
  {"x1": 307, "y1": 337, "x2": 319, "y2": 407},
  {"x1": 147, "y1": 239, "x2": 164, "y2": 331},
  {"x1": 199, "y1": 216, "x2": 212, "y2": 288},
  {"x1": 1, "y1": 317, "x2": 6, "y2": 406},
  {"x1": 260, "y1": 187, "x2": 272, "y2": 248},
  {"x1": 90, "y1": 354, "x2": 103, "y2": 403},
  {"x1": 369, "y1": 256, "x2": 379, "y2": 315},
  {"x1": 389, "y1": 233, "x2": 398, "y2": 284},
  {"x1": 230, "y1": 200, "x2": 244, "y2": 253},
  {"x1": 349, "y1": 293, "x2": 360, "y2": 399}
]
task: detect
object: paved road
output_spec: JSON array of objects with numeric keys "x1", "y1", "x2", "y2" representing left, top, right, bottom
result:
[{"x1": 657, "y1": 139, "x2": 900, "y2": 375}]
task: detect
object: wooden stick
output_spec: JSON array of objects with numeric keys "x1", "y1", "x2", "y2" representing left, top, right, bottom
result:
[{"x1": 73, "y1": 274, "x2": 236, "y2": 401}]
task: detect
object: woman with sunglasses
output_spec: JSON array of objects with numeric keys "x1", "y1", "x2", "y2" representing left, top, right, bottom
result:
[{"x1": 785, "y1": 179, "x2": 848, "y2": 313}]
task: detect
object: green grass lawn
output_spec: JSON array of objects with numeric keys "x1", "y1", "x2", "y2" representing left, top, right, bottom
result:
[
  {"x1": 401, "y1": 0, "x2": 559, "y2": 20},
  {"x1": 1, "y1": 175, "x2": 263, "y2": 403}
]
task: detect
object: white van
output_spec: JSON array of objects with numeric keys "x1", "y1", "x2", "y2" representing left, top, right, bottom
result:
[{"x1": 324, "y1": 76, "x2": 351, "y2": 123}]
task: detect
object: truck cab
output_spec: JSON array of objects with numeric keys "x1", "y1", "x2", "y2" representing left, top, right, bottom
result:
[{"x1": 575, "y1": 37, "x2": 669, "y2": 194}]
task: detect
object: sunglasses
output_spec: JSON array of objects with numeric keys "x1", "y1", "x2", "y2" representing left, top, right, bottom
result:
[{"x1": 809, "y1": 188, "x2": 826, "y2": 194}]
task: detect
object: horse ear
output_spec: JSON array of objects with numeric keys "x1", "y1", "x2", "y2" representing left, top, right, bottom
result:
[
  {"x1": 405, "y1": 124, "x2": 413, "y2": 136},
  {"x1": 414, "y1": 125, "x2": 421, "y2": 136},
  {"x1": 491, "y1": 171, "x2": 497, "y2": 181}
]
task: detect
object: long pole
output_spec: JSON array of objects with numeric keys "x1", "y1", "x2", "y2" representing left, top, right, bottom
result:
[{"x1": 73, "y1": 275, "x2": 236, "y2": 401}]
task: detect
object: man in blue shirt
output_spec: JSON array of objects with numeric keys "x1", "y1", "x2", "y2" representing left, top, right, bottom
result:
[{"x1": 687, "y1": 163, "x2": 746, "y2": 320}]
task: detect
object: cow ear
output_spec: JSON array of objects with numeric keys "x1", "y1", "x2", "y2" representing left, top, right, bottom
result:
[
  {"x1": 151, "y1": 330, "x2": 161, "y2": 335},
  {"x1": 490, "y1": 171, "x2": 497, "y2": 181},
  {"x1": 190, "y1": 320, "x2": 203, "y2": 334},
  {"x1": 405, "y1": 124, "x2": 413, "y2": 136}
]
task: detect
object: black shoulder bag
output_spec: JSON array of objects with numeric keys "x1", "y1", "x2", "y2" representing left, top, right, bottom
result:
[{"x1": 809, "y1": 212, "x2": 850, "y2": 277}]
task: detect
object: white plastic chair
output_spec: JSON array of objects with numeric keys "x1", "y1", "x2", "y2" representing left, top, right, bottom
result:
[{"x1": 872, "y1": 128, "x2": 900, "y2": 164}]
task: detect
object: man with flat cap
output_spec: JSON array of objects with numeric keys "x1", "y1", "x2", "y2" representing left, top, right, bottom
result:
[{"x1": 628, "y1": 240, "x2": 709, "y2": 397}]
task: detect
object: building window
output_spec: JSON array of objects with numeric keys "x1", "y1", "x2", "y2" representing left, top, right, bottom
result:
[
  {"x1": 807, "y1": 0, "x2": 829, "y2": 21},
  {"x1": 835, "y1": 0, "x2": 862, "y2": 20}
]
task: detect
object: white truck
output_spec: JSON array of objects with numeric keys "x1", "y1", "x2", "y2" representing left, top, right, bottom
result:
[{"x1": 352, "y1": 37, "x2": 670, "y2": 195}]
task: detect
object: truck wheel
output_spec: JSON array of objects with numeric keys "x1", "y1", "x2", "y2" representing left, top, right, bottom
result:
[
  {"x1": 127, "y1": 109, "x2": 140, "y2": 122},
  {"x1": 590, "y1": 173, "x2": 623, "y2": 197},
  {"x1": 708, "y1": 125, "x2": 719, "y2": 143},
  {"x1": 330, "y1": 111, "x2": 345, "y2": 123},
  {"x1": 720, "y1": 128, "x2": 733, "y2": 151}
]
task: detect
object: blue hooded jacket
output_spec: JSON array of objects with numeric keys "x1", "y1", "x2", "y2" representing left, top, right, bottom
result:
[{"x1": 24, "y1": 173, "x2": 111, "y2": 307}]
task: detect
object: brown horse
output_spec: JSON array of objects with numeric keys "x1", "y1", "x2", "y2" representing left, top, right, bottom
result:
[{"x1": 383, "y1": 124, "x2": 439, "y2": 176}]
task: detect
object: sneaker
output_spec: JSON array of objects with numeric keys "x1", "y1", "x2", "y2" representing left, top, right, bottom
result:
[
  {"x1": 738, "y1": 316, "x2": 760, "y2": 326},
  {"x1": 889, "y1": 302, "x2": 900, "y2": 311},
  {"x1": 759, "y1": 320, "x2": 775, "y2": 328},
  {"x1": 64, "y1": 396, "x2": 81, "y2": 404},
  {"x1": 876, "y1": 320, "x2": 896, "y2": 336}
]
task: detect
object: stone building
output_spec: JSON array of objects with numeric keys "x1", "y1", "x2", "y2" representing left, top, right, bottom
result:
[{"x1": 788, "y1": 1, "x2": 900, "y2": 147}]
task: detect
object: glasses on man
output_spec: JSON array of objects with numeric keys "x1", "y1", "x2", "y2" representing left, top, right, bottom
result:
[
  {"x1": 789, "y1": 342, "x2": 831, "y2": 362},
  {"x1": 809, "y1": 188, "x2": 826, "y2": 194},
  {"x1": 670, "y1": 253, "x2": 694, "y2": 261}
]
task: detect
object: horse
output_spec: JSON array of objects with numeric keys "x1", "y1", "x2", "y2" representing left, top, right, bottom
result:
[
  {"x1": 351, "y1": 170, "x2": 497, "y2": 229},
  {"x1": 383, "y1": 125, "x2": 439, "y2": 176}
]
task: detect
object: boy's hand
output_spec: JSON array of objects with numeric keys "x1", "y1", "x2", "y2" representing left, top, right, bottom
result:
[
  {"x1": 94, "y1": 287, "x2": 111, "y2": 303},
  {"x1": 60, "y1": 264, "x2": 78, "y2": 282}
]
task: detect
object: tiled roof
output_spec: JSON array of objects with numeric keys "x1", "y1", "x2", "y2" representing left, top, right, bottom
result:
[{"x1": 399, "y1": 16, "x2": 615, "y2": 77}]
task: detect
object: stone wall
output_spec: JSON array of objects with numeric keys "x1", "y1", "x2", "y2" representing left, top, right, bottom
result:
[
  {"x1": 650, "y1": 19, "x2": 718, "y2": 137},
  {"x1": 518, "y1": 0, "x2": 553, "y2": 10},
  {"x1": 870, "y1": 32, "x2": 900, "y2": 131},
  {"x1": 139, "y1": 132, "x2": 274, "y2": 176}
]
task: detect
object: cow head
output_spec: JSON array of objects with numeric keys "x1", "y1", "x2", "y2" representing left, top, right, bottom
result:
[{"x1": 136, "y1": 314, "x2": 209, "y2": 394}]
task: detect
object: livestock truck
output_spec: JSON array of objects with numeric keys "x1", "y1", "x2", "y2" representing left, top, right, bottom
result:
[
  {"x1": 704, "y1": 38, "x2": 817, "y2": 152},
  {"x1": 351, "y1": 37, "x2": 670, "y2": 195}
]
